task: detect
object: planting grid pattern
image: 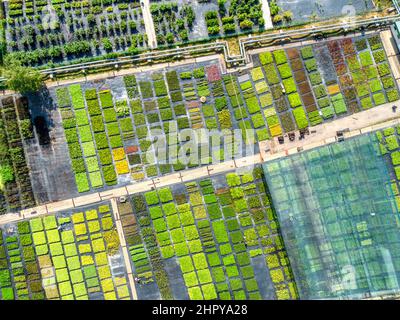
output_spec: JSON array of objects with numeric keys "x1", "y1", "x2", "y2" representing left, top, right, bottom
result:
[
  {"x1": 56, "y1": 84, "x2": 123, "y2": 193},
  {"x1": 0, "y1": 203, "x2": 131, "y2": 300},
  {"x1": 48, "y1": 35, "x2": 400, "y2": 195},
  {"x1": 263, "y1": 133, "x2": 400, "y2": 299},
  {"x1": 54, "y1": 61, "x2": 249, "y2": 193},
  {"x1": 150, "y1": 0, "x2": 265, "y2": 45},
  {"x1": 150, "y1": 2, "x2": 197, "y2": 45},
  {"x1": 4, "y1": 0, "x2": 267, "y2": 66},
  {"x1": 0, "y1": 96, "x2": 35, "y2": 213},
  {"x1": 5, "y1": 0, "x2": 147, "y2": 65},
  {"x1": 121, "y1": 165, "x2": 298, "y2": 300},
  {"x1": 252, "y1": 35, "x2": 399, "y2": 133}
]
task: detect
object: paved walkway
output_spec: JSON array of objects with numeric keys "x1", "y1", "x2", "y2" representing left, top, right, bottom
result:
[
  {"x1": 38, "y1": 54, "x2": 226, "y2": 90},
  {"x1": 0, "y1": 55, "x2": 225, "y2": 96},
  {"x1": 0, "y1": 105, "x2": 397, "y2": 228},
  {"x1": 141, "y1": 0, "x2": 158, "y2": 49},
  {"x1": 1, "y1": 154, "x2": 262, "y2": 221},
  {"x1": 1, "y1": 99, "x2": 399, "y2": 227},
  {"x1": 260, "y1": 0, "x2": 274, "y2": 30},
  {"x1": 261, "y1": 102, "x2": 400, "y2": 160},
  {"x1": 0, "y1": 30, "x2": 380, "y2": 96},
  {"x1": 45, "y1": 31, "x2": 372, "y2": 90},
  {"x1": 248, "y1": 29, "x2": 377, "y2": 58},
  {"x1": 381, "y1": 29, "x2": 399, "y2": 58}
]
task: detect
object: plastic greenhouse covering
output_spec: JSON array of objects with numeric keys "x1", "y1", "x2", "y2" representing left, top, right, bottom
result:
[{"x1": 263, "y1": 133, "x2": 400, "y2": 299}]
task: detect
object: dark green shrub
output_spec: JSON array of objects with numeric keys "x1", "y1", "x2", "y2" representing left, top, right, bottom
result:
[
  {"x1": 139, "y1": 81, "x2": 153, "y2": 98},
  {"x1": 109, "y1": 135, "x2": 122, "y2": 148},
  {"x1": 177, "y1": 117, "x2": 189, "y2": 129},
  {"x1": 170, "y1": 91, "x2": 183, "y2": 102},
  {"x1": 68, "y1": 143, "x2": 82, "y2": 159},
  {"x1": 174, "y1": 104, "x2": 186, "y2": 116},
  {"x1": 98, "y1": 149, "x2": 112, "y2": 165},
  {"x1": 166, "y1": 71, "x2": 180, "y2": 91},
  {"x1": 91, "y1": 115, "x2": 105, "y2": 132},
  {"x1": 102, "y1": 165, "x2": 117, "y2": 184},
  {"x1": 133, "y1": 113, "x2": 146, "y2": 126},
  {"x1": 92, "y1": 132, "x2": 107, "y2": 150},
  {"x1": 62, "y1": 118, "x2": 76, "y2": 129},
  {"x1": 17, "y1": 221, "x2": 30, "y2": 234},
  {"x1": 207, "y1": 204, "x2": 222, "y2": 220}
]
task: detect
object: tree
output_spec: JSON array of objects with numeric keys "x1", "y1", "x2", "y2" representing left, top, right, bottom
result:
[
  {"x1": 273, "y1": 14, "x2": 283, "y2": 24},
  {"x1": 127, "y1": 46, "x2": 139, "y2": 55},
  {"x1": 166, "y1": 32, "x2": 175, "y2": 44},
  {"x1": 0, "y1": 164, "x2": 14, "y2": 191},
  {"x1": 239, "y1": 19, "x2": 254, "y2": 30},
  {"x1": 87, "y1": 14, "x2": 96, "y2": 26},
  {"x1": 102, "y1": 38, "x2": 113, "y2": 52},
  {"x1": 218, "y1": 0, "x2": 226, "y2": 15},
  {"x1": 207, "y1": 26, "x2": 220, "y2": 35},
  {"x1": 283, "y1": 11, "x2": 293, "y2": 21},
  {"x1": 176, "y1": 18, "x2": 185, "y2": 30},
  {"x1": 179, "y1": 30, "x2": 189, "y2": 42},
  {"x1": 270, "y1": 0, "x2": 281, "y2": 16},
  {"x1": 3, "y1": 57, "x2": 43, "y2": 94}
]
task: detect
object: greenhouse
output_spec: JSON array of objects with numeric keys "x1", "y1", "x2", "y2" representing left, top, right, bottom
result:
[{"x1": 263, "y1": 133, "x2": 400, "y2": 299}]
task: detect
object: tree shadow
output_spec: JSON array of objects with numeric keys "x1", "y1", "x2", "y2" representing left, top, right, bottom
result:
[{"x1": 25, "y1": 86, "x2": 56, "y2": 146}]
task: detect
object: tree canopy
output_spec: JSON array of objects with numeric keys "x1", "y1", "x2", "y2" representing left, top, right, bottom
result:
[
  {"x1": 3, "y1": 57, "x2": 44, "y2": 94},
  {"x1": 0, "y1": 164, "x2": 14, "y2": 191}
]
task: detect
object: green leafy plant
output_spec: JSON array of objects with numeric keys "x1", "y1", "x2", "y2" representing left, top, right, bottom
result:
[
  {"x1": 288, "y1": 93, "x2": 302, "y2": 108},
  {"x1": 278, "y1": 63, "x2": 292, "y2": 79},
  {"x1": 75, "y1": 173, "x2": 90, "y2": 193},
  {"x1": 259, "y1": 51, "x2": 273, "y2": 65},
  {"x1": 301, "y1": 46, "x2": 313, "y2": 59},
  {"x1": 263, "y1": 64, "x2": 279, "y2": 84},
  {"x1": 292, "y1": 107, "x2": 308, "y2": 129},
  {"x1": 4, "y1": 58, "x2": 43, "y2": 94},
  {"x1": 273, "y1": 50, "x2": 287, "y2": 65},
  {"x1": 0, "y1": 164, "x2": 14, "y2": 190}
]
